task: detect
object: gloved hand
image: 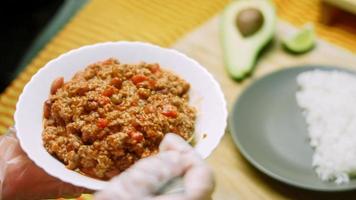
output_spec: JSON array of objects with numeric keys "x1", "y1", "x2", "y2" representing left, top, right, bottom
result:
[
  {"x1": 0, "y1": 128, "x2": 89, "y2": 200},
  {"x1": 0, "y1": 129, "x2": 214, "y2": 200},
  {"x1": 95, "y1": 133, "x2": 215, "y2": 200}
]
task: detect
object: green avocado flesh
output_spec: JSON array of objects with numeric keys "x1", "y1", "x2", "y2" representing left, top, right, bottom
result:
[{"x1": 221, "y1": 0, "x2": 276, "y2": 80}]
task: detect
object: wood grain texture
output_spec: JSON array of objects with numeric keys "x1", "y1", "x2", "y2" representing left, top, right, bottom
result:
[{"x1": 173, "y1": 16, "x2": 356, "y2": 200}]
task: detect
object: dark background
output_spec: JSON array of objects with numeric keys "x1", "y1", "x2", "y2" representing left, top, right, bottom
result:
[{"x1": 0, "y1": 0, "x2": 63, "y2": 93}]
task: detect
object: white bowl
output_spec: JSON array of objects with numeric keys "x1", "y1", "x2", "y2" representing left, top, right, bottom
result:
[{"x1": 14, "y1": 42, "x2": 227, "y2": 190}]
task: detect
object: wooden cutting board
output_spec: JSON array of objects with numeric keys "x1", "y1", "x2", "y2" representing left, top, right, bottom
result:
[{"x1": 172, "y1": 16, "x2": 356, "y2": 199}]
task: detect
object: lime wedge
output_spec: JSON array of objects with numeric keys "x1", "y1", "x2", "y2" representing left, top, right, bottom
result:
[{"x1": 283, "y1": 24, "x2": 315, "y2": 53}]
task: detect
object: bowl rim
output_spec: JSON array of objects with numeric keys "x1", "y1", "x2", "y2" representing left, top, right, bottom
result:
[{"x1": 14, "y1": 41, "x2": 228, "y2": 190}]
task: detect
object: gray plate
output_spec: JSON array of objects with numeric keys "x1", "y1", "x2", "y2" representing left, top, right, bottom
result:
[{"x1": 229, "y1": 66, "x2": 356, "y2": 191}]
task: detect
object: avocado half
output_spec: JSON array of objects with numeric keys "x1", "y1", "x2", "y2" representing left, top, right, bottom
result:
[{"x1": 220, "y1": 0, "x2": 276, "y2": 80}]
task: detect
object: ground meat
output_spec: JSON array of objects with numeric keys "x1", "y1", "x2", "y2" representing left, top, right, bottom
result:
[{"x1": 42, "y1": 58, "x2": 196, "y2": 180}]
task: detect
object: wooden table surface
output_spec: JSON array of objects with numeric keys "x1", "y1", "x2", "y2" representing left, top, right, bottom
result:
[{"x1": 173, "y1": 16, "x2": 356, "y2": 200}]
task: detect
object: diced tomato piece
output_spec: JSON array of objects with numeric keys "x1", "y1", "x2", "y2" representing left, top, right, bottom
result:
[
  {"x1": 131, "y1": 75, "x2": 148, "y2": 85},
  {"x1": 148, "y1": 79, "x2": 156, "y2": 89},
  {"x1": 148, "y1": 64, "x2": 160, "y2": 73},
  {"x1": 110, "y1": 77, "x2": 122, "y2": 88},
  {"x1": 97, "y1": 118, "x2": 108, "y2": 128},
  {"x1": 129, "y1": 131, "x2": 144, "y2": 143},
  {"x1": 162, "y1": 110, "x2": 178, "y2": 118},
  {"x1": 162, "y1": 105, "x2": 178, "y2": 118},
  {"x1": 102, "y1": 86, "x2": 116, "y2": 97}
]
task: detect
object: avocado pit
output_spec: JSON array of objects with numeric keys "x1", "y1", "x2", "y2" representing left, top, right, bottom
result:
[{"x1": 236, "y1": 8, "x2": 264, "y2": 37}]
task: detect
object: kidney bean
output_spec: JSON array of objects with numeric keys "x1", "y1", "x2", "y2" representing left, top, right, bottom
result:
[
  {"x1": 50, "y1": 77, "x2": 64, "y2": 94},
  {"x1": 43, "y1": 99, "x2": 52, "y2": 118}
]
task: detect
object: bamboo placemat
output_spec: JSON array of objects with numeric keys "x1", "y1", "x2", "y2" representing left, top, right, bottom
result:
[
  {"x1": 0, "y1": 0, "x2": 355, "y2": 198},
  {"x1": 1, "y1": 0, "x2": 355, "y2": 134}
]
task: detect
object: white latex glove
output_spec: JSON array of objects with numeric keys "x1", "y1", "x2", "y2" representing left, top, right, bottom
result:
[
  {"x1": 0, "y1": 128, "x2": 90, "y2": 200},
  {"x1": 95, "y1": 133, "x2": 215, "y2": 200}
]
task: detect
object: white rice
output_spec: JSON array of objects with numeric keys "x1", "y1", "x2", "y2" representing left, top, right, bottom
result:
[{"x1": 296, "y1": 69, "x2": 356, "y2": 184}]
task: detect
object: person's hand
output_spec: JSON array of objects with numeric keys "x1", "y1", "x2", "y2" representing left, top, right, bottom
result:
[
  {"x1": 95, "y1": 133, "x2": 215, "y2": 200},
  {"x1": 0, "y1": 128, "x2": 89, "y2": 200}
]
